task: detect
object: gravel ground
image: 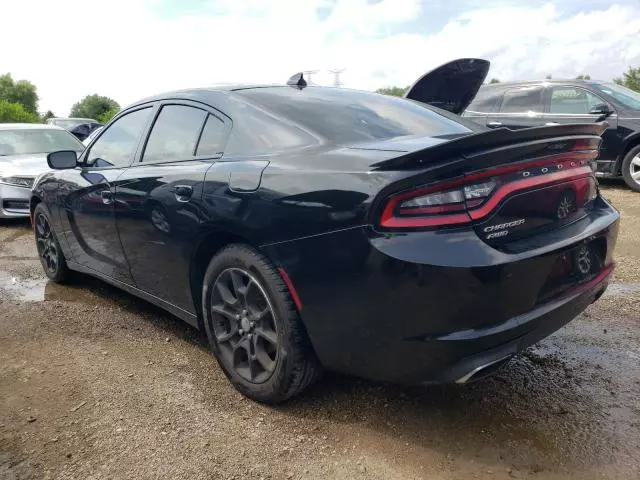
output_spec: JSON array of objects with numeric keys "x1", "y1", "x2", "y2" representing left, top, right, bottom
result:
[{"x1": 1, "y1": 181, "x2": 639, "y2": 480}]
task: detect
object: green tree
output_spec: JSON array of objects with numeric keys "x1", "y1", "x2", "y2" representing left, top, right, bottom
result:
[
  {"x1": 41, "y1": 110, "x2": 55, "y2": 123},
  {"x1": 576, "y1": 74, "x2": 591, "y2": 80},
  {"x1": 375, "y1": 86, "x2": 409, "y2": 97},
  {"x1": 98, "y1": 106, "x2": 119, "y2": 124},
  {"x1": 70, "y1": 94, "x2": 120, "y2": 120},
  {"x1": 614, "y1": 66, "x2": 640, "y2": 92},
  {"x1": 0, "y1": 73, "x2": 39, "y2": 114},
  {"x1": 488, "y1": 78, "x2": 501, "y2": 84},
  {"x1": 0, "y1": 99, "x2": 39, "y2": 123}
]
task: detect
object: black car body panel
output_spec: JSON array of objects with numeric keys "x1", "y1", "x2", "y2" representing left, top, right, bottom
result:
[
  {"x1": 32, "y1": 79, "x2": 619, "y2": 386},
  {"x1": 463, "y1": 79, "x2": 640, "y2": 180}
]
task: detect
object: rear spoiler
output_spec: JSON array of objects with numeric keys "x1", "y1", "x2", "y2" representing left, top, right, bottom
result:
[{"x1": 371, "y1": 123, "x2": 608, "y2": 171}]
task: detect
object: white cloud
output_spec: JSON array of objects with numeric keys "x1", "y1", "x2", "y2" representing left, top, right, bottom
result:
[{"x1": 1, "y1": 0, "x2": 639, "y2": 115}]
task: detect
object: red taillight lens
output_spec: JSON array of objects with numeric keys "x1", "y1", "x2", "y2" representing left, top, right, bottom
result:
[{"x1": 380, "y1": 152, "x2": 596, "y2": 229}]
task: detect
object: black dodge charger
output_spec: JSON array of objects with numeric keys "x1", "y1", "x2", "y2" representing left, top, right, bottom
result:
[{"x1": 31, "y1": 59, "x2": 619, "y2": 403}]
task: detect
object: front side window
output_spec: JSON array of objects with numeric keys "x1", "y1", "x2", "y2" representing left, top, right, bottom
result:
[
  {"x1": 549, "y1": 87, "x2": 603, "y2": 114},
  {"x1": 593, "y1": 83, "x2": 640, "y2": 110},
  {"x1": 86, "y1": 108, "x2": 152, "y2": 168},
  {"x1": 142, "y1": 105, "x2": 207, "y2": 162},
  {"x1": 500, "y1": 87, "x2": 543, "y2": 114}
]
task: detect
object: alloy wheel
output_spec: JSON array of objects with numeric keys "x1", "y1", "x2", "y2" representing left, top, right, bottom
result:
[
  {"x1": 150, "y1": 208, "x2": 170, "y2": 233},
  {"x1": 210, "y1": 268, "x2": 279, "y2": 384},
  {"x1": 35, "y1": 213, "x2": 58, "y2": 274},
  {"x1": 630, "y1": 154, "x2": 640, "y2": 187}
]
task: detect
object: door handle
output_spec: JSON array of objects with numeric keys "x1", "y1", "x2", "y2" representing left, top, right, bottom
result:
[
  {"x1": 172, "y1": 185, "x2": 193, "y2": 202},
  {"x1": 545, "y1": 122, "x2": 560, "y2": 126},
  {"x1": 487, "y1": 121, "x2": 502, "y2": 128},
  {"x1": 101, "y1": 190, "x2": 113, "y2": 205}
]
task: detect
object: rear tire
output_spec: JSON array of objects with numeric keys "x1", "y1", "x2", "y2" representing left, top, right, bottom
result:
[
  {"x1": 201, "y1": 244, "x2": 321, "y2": 403},
  {"x1": 33, "y1": 203, "x2": 70, "y2": 283},
  {"x1": 621, "y1": 145, "x2": 640, "y2": 192}
]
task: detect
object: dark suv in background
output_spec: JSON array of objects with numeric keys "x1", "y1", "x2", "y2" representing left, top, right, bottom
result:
[{"x1": 463, "y1": 80, "x2": 640, "y2": 191}]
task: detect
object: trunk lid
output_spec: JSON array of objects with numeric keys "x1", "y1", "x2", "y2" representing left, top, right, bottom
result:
[
  {"x1": 373, "y1": 123, "x2": 607, "y2": 253},
  {"x1": 405, "y1": 58, "x2": 490, "y2": 114}
]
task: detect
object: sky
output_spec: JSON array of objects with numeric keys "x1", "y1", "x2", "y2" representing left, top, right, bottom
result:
[{"x1": 2, "y1": 0, "x2": 640, "y2": 115}]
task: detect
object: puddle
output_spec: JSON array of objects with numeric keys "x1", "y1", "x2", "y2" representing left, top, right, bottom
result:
[
  {"x1": 0, "y1": 270, "x2": 122, "y2": 306},
  {"x1": 0, "y1": 272, "x2": 47, "y2": 302},
  {"x1": 603, "y1": 282, "x2": 640, "y2": 296}
]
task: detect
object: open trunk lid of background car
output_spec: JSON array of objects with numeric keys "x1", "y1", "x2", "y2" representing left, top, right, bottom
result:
[{"x1": 404, "y1": 58, "x2": 490, "y2": 114}]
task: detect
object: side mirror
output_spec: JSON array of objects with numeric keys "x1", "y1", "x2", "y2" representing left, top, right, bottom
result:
[
  {"x1": 589, "y1": 103, "x2": 612, "y2": 116},
  {"x1": 47, "y1": 150, "x2": 78, "y2": 170}
]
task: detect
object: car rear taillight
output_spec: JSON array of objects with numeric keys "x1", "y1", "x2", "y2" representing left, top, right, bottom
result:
[{"x1": 380, "y1": 149, "x2": 597, "y2": 229}]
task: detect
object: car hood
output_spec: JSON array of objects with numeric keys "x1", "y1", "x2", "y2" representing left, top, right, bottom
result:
[{"x1": 0, "y1": 154, "x2": 53, "y2": 177}]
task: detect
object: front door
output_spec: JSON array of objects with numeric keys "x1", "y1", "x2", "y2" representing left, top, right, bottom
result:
[
  {"x1": 115, "y1": 103, "x2": 230, "y2": 313},
  {"x1": 62, "y1": 106, "x2": 154, "y2": 283},
  {"x1": 485, "y1": 85, "x2": 546, "y2": 130},
  {"x1": 543, "y1": 85, "x2": 619, "y2": 161}
]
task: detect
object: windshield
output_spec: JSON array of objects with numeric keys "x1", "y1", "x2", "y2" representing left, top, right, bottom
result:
[
  {"x1": 53, "y1": 119, "x2": 89, "y2": 129},
  {"x1": 0, "y1": 129, "x2": 84, "y2": 156},
  {"x1": 593, "y1": 83, "x2": 640, "y2": 110},
  {"x1": 236, "y1": 87, "x2": 471, "y2": 144}
]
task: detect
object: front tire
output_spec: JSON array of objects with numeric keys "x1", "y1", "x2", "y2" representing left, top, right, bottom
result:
[
  {"x1": 33, "y1": 203, "x2": 70, "y2": 283},
  {"x1": 621, "y1": 145, "x2": 640, "y2": 192},
  {"x1": 202, "y1": 244, "x2": 321, "y2": 403}
]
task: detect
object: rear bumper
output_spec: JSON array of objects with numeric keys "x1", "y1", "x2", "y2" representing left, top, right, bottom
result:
[
  {"x1": 0, "y1": 184, "x2": 31, "y2": 218},
  {"x1": 424, "y1": 265, "x2": 611, "y2": 384},
  {"x1": 265, "y1": 198, "x2": 619, "y2": 385}
]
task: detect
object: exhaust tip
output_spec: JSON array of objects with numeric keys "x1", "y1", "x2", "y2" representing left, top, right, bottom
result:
[{"x1": 455, "y1": 355, "x2": 513, "y2": 384}]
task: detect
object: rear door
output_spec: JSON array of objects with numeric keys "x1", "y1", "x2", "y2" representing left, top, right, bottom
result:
[
  {"x1": 543, "y1": 85, "x2": 619, "y2": 161},
  {"x1": 61, "y1": 106, "x2": 154, "y2": 283},
  {"x1": 115, "y1": 102, "x2": 230, "y2": 314},
  {"x1": 485, "y1": 85, "x2": 546, "y2": 130}
]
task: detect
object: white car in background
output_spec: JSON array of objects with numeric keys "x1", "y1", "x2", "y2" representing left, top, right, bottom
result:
[{"x1": 0, "y1": 124, "x2": 84, "y2": 218}]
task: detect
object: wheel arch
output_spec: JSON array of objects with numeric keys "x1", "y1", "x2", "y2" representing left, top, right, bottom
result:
[
  {"x1": 30, "y1": 194, "x2": 42, "y2": 214},
  {"x1": 189, "y1": 227, "x2": 274, "y2": 328},
  {"x1": 616, "y1": 132, "x2": 640, "y2": 173}
]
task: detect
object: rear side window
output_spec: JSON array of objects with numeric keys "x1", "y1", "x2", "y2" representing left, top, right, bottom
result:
[
  {"x1": 500, "y1": 87, "x2": 543, "y2": 114},
  {"x1": 466, "y1": 87, "x2": 502, "y2": 113},
  {"x1": 235, "y1": 87, "x2": 470, "y2": 144},
  {"x1": 196, "y1": 115, "x2": 227, "y2": 156},
  {"x1": 142, "y1": 105, "x2": 207, "y2": 162}
]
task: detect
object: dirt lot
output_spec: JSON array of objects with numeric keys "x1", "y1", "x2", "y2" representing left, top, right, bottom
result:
[{"x1": 1, "y1": 181, "x2": 639, "y2": 480}]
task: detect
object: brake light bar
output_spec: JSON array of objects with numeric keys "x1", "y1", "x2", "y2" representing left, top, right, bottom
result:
[{"x1": 380, "y1": 150, "x2": 597, "y2": 229}]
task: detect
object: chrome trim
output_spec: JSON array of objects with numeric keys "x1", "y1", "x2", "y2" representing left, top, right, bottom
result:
[{"x1": 455, "y1": 355, "x2": 512, "y2": 384}]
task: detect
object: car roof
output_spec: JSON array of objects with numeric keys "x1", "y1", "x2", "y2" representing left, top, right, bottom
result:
[
  {"x1": 0, "y1": 123, "x2": 66, "y2": 131},
  {"x1": 126, "y1": 84, "x2": 391, "y2": 117},
  {"x1": 481, "y1": 79, "x2": 612, "y2": 89},
  {"x1": 122, "y1": 85, "x2": 357, "y2": 118},
  {"x1": 51, "y1": 117, "x2": 97, "y2": 121}
]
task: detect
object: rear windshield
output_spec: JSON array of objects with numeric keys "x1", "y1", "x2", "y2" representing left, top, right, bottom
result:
[
  {"x1": 0, "y1": 129, "x2": 84, "y2": 155},
  {"x1": 235, "y1": 87, "x2": 471, "y2": 144}
]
